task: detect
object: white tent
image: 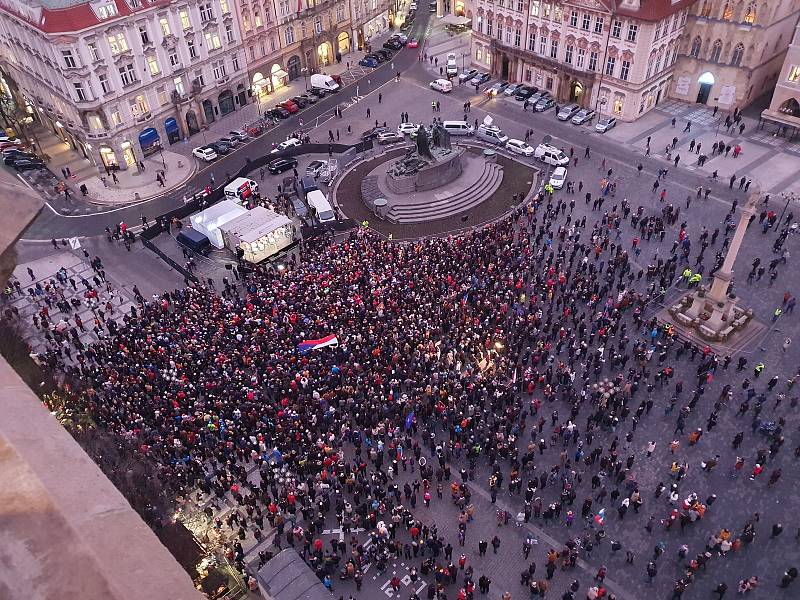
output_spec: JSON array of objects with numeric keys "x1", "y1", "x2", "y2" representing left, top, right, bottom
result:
[
  {"x1": 442, "y1": 14, "x2": 470, "y2": 26},
  {"x1": 189, "y1": 200, "x2": 247, "y2": 248},
  {"x1": 219, "y1": 206, "x2": 294, "y2": 263}
]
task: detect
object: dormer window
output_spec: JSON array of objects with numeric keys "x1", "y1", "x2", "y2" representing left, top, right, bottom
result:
[{"x1": 96, "y1": 2, "x2": 118, "y2": 19}]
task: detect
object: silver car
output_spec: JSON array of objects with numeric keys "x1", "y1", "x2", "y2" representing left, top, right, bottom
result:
[
  {"x1": 595, "y1": 117, "x2": 617, "y2": 133},
  {"x1": 504, "y1": 83, "x2": 522, "y2": 96},
  {"x1": 571, "y1": 109, "x2": 596, "y2": 125},
  {"x1": 557, "y1": 103, "x2": 580, "y2": 121}
]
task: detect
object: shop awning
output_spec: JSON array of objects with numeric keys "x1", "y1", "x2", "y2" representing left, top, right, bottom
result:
[
  {"x1": 138, "y1": 127, "x2": 160, "y2": 148},
  {"x1": 442, "y1": 14, "x2": 470, "y2": 26},
  {"x1": 164, "y1": 118, "x2": 179, "y2": 134},
  {"x1": 271, "y1": 69, "x2": 289, "y2": 79}
]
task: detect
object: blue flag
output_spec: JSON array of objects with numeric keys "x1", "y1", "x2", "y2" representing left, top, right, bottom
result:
[{"x1": 405, "y1": 412, "x2": 415, "y2": 430}]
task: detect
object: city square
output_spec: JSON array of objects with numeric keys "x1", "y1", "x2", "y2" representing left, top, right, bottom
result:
[{"x1": 2, "y1": 2, "x2": 800, "y2": 600}]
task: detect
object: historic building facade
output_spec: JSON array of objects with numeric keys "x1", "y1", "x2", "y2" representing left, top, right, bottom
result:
[
  {"x1": 0, "y1": 0, "x2": 249, "y2": 171},
  {"x1": 470, "y1": 0, "x2": 694, "y2": 122},
  {"x1": 671, "y1": 0, "x2": 800, "y2": 109},
  {"x1": 761, "y1": 20, "x2": 800, "y2": 135}
]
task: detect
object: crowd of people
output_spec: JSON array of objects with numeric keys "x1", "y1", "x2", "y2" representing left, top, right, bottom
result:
[{"x1": 8, "y1": 142, "x2": 800, "y2": 600}]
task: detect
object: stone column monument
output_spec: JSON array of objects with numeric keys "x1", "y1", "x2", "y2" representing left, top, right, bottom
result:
[{"x1": 662, "y1": 187, "x2": 760, "y2": 346}]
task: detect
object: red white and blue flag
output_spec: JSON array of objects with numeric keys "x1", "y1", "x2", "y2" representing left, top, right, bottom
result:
[{"x1": 297, "y1": 334, "x2": 339, "y2": 353}]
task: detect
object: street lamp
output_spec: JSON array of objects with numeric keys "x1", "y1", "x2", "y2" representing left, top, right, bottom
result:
[
  {"x1": 301, "y1": 67, "x2": 309, "y2": 91},
  {"x1": 777, "y1": 191, "x2": 797, "y2": 231}
]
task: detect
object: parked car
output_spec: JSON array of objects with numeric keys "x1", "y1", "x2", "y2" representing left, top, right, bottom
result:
[
  {"x1": 397, "y1": 122, "x2": 420, "y2": 136},
  {"x1": 271, "y1": 107, "x2": 292, "y2": 118},
  {"x1": 268, "y1": 157, "x2": 298, "y2": 174},
  {"x1": 277, "y1": 101, "x2": 299, "y2": 113},
  {"x1": 289, "y1": 195, "x2": 309, "y2": 218},
  {"x1": 394, "y1": 34, "x2": 408, "y2": 43},
  {"x1": 557, "y1": 103, "x2": 580, "y2": 121},
  {"x1": 270, "y1": 137, "x2": 302, "y2": 154},
  {"x1": 533, "y1": 144, "x2": 570, "y2": 166},
  {"x1": 505, "y1": 139, "x2": 535, "y2": 156},
  {"x1": 514, "y1": 86, "x2": 537, "y2": 101},
  {"x1": 217, "y1": 136, "x2": 240, "y2": 147},
  {"x1": 528, "y1": 91, "x2": 546, "y2": 105},
  {"x1": 2, "y1": 147, "x2": 34, "y2": 158},
  {"x1": 459, "y1": 68, "x2": 478, "y2": 83},
  {"x1": 504, "y1": 83, "x2": 522, "y2": 96},
  {"x1": 4, "y1": 152, "x2": 36, "y2": 165},
  {"x1": 534, "y1": 97, "x2": 556, "y2": 112},
  {"x1": 487, "y1": 81, "x2": 509, "y2": 96},
  {"x1": 409, "y1": 1, "x2": 417, "y2": 9},
  {"x1": 383, "y1": 39, "x2": 403, "y2": 50},
  {"x1": 377, "y1": 131, "x2": 404, "y2": 144},
  {"x1": 470, "y1": 72, "x2": 491, "y2": 85},
  {"x1": 368, "y1": 52, "x2": 387, "y2": 63},
  {"x1": 192, "y1": 147, "x2": 218, "y2": 161},
  {"x1": 306, "y1": 160, "x2": 325, "y2": 178},
  {"x1": 407, "y1": 38, "x2": 419, "y2": 48},
  {"x1": 571, "y1": 109, "x2": 595, "y2": 125},
  {"x1": 446, "y1": 53, "x2": 458, "y2": 76},
  {"x1": 375, "y1": 49, "x2": 393, "y2": 61},
  {"x1": 299, "y1": 93, "x2": 318, "y2": 104},
  {"x1": 11, "y1": 158, "x2": 45, "y2": 171},
  {"x1": 429, "y1": 79, "x2": 453, "y2": 93},
  {"x1": 361, "y1": 126, "x2": 389, "y2": 141},
  {"x1": 206, "y1": 141, "x2": 231, "y2": 155},
  {"x1": 228, "y1": 130, "x2": 249, "y2": 143},
  {"x1": 595, "y1": 117, "x2": 617, "y2": 133},
  {"x1": 290, "y1": 96, "x2": 308, "y2": 108},
  {"x1": 549, "y1": 166, "x2": 568, "y2": 190},
  {"x1": 308, "y1": 88, "x2": 327, "y2": 98},
  {"x1": 359, "y1": 56, "x2": 379, "y2": 68}
]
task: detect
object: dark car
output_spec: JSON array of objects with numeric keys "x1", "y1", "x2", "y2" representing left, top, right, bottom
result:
[
  {"x1": 359, "y1": 57, "x2": 379, "y2": 68},
  {"x1": 375, "y1": 49, "x2": 393, "y2": 61},
  {"x1": 289, "y1": 195, "x2": 309, "y2": 218},
  {"x1": 272, "y1": 106, "x2": 292, "y2": 118},
  {"x1": 291, "y1": 96, "x2": 308, "y2": 108},
  {"x1": 367, "y1": 53, "x2": 386, "y2": 63},
  {"x1": 383, "y1": 39, "x2": 402, "y2": 50},
  {"x1": 361, "y1": 126, "x2": 389, "y2": 141},
  {"x1": 12, "y1": 158, "x2": 45, "y2": 171},
  {"x1": 4, "y1": 152, "x2": 36, "y2": 165},
  {"x1": 514, "y1": 86, "x2": 537, "y2": 101},
  {"x1": 207, "y1": 141, "x2": 231, "y2": 155},
  {"x1": 471, "y1": 72, "x2": 491, "y2": 85},
  {"x1": 308, "y1": 88, "x2": 327, "y2": 98},
  {"x1": 268, "y1": 157, "x2": 298, "y2": 174}
]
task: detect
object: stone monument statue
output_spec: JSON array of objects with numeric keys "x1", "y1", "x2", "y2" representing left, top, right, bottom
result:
[
  {"x1": 416, "y1": 125, "x2": 432, "y2": 159},
  {"x1": 431, "y1": 123, "x2": 451, "y2": 150}
]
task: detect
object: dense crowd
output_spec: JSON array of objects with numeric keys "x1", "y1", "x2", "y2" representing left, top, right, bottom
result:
[{"x1": 13, "y1": 174, "x2": 800, "y2": 599}]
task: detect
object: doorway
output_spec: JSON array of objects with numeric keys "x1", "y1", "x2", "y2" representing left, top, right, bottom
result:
[
  {"x1": 570, "y1": 81, "x2": 584, "y2": 103},
  {"x1": 696, "y1": 71, "x2": 714, "y2": 104},
  {"x1": 501, "y1": 55, "x2": 510, "y2": 80}
]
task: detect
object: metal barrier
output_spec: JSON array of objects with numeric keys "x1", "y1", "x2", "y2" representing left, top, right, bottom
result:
[{"x1": 141, "y1": 236, "x2": 198, "y2": 283}]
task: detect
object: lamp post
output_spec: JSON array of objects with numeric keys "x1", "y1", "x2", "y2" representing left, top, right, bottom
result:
[
  {"x1": 777, "y1": 191, "x2": 797, "y2": 231},
  {"x1": 301, "y1": 67, "x2": 309, "y2": 91}
]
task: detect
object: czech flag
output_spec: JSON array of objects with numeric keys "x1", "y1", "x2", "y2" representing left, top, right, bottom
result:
[
  {"x1": 594, "y1": 508, "x2": 605, "y2": 526},
  {"x1": 297, "y1": 334, "x2": 339, "y2": 353}
]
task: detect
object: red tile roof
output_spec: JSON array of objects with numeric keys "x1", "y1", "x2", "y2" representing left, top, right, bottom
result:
[
  {"x1": 613, "y1": 0, "x2": 698, "y2": 22},
  {"x1": 3, "y1": 0, "x2": 171, "y2": 34}
]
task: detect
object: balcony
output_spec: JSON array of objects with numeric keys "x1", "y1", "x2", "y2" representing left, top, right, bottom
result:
[{"x1": 135, "y1": 111, "x2": 153, "y2": 122}]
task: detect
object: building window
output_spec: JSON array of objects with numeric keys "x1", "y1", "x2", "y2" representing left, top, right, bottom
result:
[
  {"x1": 159, "y1": 17, "x2": 170, "y2": 37},
  {"x1": 546, "y1": 76, "x2": 553, "y2": 90},
  {"x1": 594, "y1": 17, "x2": 603, "y2": 34},
  {"x1": 497, "y1": 22, "x2": 503, "y2": 41},
  {"x1": 516, "y1": 0, "x2": 523, "y2": 12},
  {"x1": 194, "y1": 70, "x2": 205, "y2": 87},
  {"x1": 337, "y1": 5, "x2": 345, "y2": 21},
  {"x1": 605, "y1": 56, "x2": 615, "y2": 77},
  {"x1": 626, "y1": 24, "x2": 637, "y2": 43},
  {"x1": 200, "y1": 3, "x2": 214, "y2": 22},
  {"x1": 788, "y1": 65, "x2": 800, "y2": 82},
  {"x1": 514, "y1": 28, "x2": 521, "y2": 47},
  {"x1": 205, "y1": 32, "x2": 222, "y2": 50},
  {"x1": 581, "y1": 13, "x2": 590, "y2": 30},
  {"x1": 157, "y1": 86, "x2": 168, "y2": 105},
  {"x1": 690, "y1": 37, "x2": 701, "y2": 58},
  {"x1": 530, "y1": 0, "x2": 539, "y2": 17},
  {"x1": 180, "y1": 9, "x2": 191, "y2": 29},
  {"x1": 620, "y1": 60, "x2": 630, "y2": 81},
  {"x1": 731, "y1": 43, "x2": 744, "y2": 66},
  {"x1": 710, "y1": 39, "x2": 722, "y2": 62},
  {"x1": 99, "y1": 73, "x2": 112, "y2": 94},
  {"x1": 226, "y1": 24, "x2": 234, "y2": 43},
  {"x1": 487, "y1": 19, "x2": 493, "y2": 37},
  {"x1": 107, "y1": 33, "x2": 128, "y2": 54},
  {"x1": 232, "y1": 53, "x2": 240, "y2": 70},
  {"x1": 169, "y1": 51, "x2": 179, "y2": 66},
  {"x1": 553, "y1": 6, "x2": 562, "y2": 22},
  {"x1": 139, "y1": 25, "x2": 149, "y2": 45},
  {"x1": 147, "y1": 55, "x2": 160, "y2": 75},
  {"x1": 700, "y1": 0, "x2": 712, "y2": 18},
  {"x1": 61, "y1": 50, "x2": 76, "y2": 68},
  {"x1": 119, "y1": 63, "x2": 137, "y2": 86},
  {"x1": 174, "y1": 76, "x2": 185, "y2": 96},
  {"x1": 73, "y1": 82, "x2": 87, "y2": 101},
  {"x1": 611, "y1": 20, "x2": 621, "y2": 38},
  {"x1": 476, "y1": 47, "x2": 482, "y2": 61},
  {"x1": 110, "y1": 107, "x2": 122, "y2": 126},
  {"x1": 613, "y1": 96, "x2": 623, "y2": 115},
  {"x1": 543, "y1": 2, "x2": 550, "y2": 19},
  {"x1": 569, "y1": 10, "x2": 577, "y2": 27},
  {"x1": 588, "y1": 51, "x2": 598, "y2": 71},
  {"x1": 671, "y1": 13, "x2": 679, "y2": 32},
  {"x1": 744, "y1": 2, "x2": 756, "y2": 24},
  {"x1": 212, "y1": 61, "x2": 226, "y2": 80},
  {"x1": 655, "y1": 21, "x2": 662, "y2": 40},
  {"x1": 188, "y1": 39, "x2": 197, "y2": 58},
  {"x1": 219, "y1": 0, "x2": 229, "y2": 14},
  {"x1": 285, "y1": 26, "x2": 294, "y2": 44},
  {"x1": 528, "y1": 31, "x2": 536, "y2": 51},
  {"x1": 722, "y1": 2, "x2": 733, "y2": 20},
  {"x1": 539, "y1": 35, "x2": 546, "y2": 54},
  {"x1": 550, "y1": 39, "x2": 558, "y2": 59},
  {"x1": 88, "y1": 115, "x2": 103, "y2": 130},
  {"x1": 498, "y1": 0, "x2": 504, "y2": 8},
  {"x1": 525, "y1": 68, "x2": 532, "y2": 81},
  {"x1": 130, "y1": 94, "x2": 148, "y2": 117},
  {"x1": 255, "y1": 10, "x2": 263, "y2": 27},
  {"x1": 88, "y1": 42, "x2": 100, "y2": 61},
  {"x1": 577, "y1": 47, "x2": 585, "y2": 68},
  {"x1": 97, "y1": 3, "x2": 117, "y2": 18},
  {"x1": 565, "y1": 45, "x2": 573, "y2": 64}
]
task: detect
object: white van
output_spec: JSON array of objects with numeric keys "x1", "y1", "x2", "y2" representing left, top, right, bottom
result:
[
  {"x1": 533, "y1": 144, "x2": 570, "y2": 166},
  {"x1": 224, "y1": 177, "x2": 259, "y2": 203},
  {"x1": 429, "y1": 79, "x2": 453, "y2": 93},
  {"x1": 442, "y1": 121, "x2": 474, "y2": 136},
  {"x1": 475, "y1": 124, "x2": 508, "y2": 145},
  {"x1": 446, "y1": 53, "x2": 458, "y2": 76},
  {"x1": 307, "y1": 189, "x2": 336, "y2": 224},
  {"x1": 310, "y1": 73, "x2": 340, "y2": 92}
]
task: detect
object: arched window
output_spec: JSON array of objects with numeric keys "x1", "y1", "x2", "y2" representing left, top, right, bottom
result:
[
  {"x1": 710, "y1": 39, "x2": 722, "y2": 62},
  {"x1": 722, "y1": 2, "x2": 733, "y2": 20},
  {"x1": 731, "y1": 43, "x2": 744, "y2": 66},
  {"x1": 690, "y1": 36, "x2": 702, "y2": 57},
  {"x1": 700, "y1": 0, "x2": 712, "y2": 17},
  {"x1": 744, "y1": 2, "x2": 756, "y2": 24}
]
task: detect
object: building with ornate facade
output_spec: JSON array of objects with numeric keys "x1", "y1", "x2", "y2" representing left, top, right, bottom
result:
[
  {"x1": 470, "y1": 0, "x2": 695, "y2": 122},
  {"x1": 761, "y1": 20, "x2": 800, "y2": 136},
  {"x1": 0, "y1": 0, "x2": 250, "y2": 171},
  {"x1": 671, "y1": 0, "x2": 800, "y2": 109}
]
